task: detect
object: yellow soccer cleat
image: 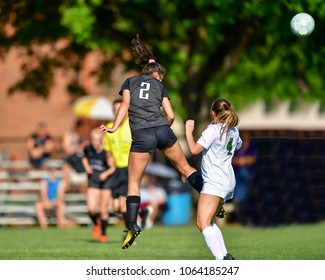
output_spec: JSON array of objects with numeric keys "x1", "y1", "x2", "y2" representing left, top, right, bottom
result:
[{"x1": 122, "y1": 224, "x2": 141, "y2": 249}]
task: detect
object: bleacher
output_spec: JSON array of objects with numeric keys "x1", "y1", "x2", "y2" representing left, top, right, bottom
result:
[{"x1": 0, "y1": 160, "x2": 93, "y2": 227}]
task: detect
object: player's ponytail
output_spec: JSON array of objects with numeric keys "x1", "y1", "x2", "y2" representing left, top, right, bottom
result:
[
  {"x1": 211, "y1": 98, "x2": 239, "y2": 140},
  {"x1": 131, "y1": 34, "x2": 166, "y2": 77}
]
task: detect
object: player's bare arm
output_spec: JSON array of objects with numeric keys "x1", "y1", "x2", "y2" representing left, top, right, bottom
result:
[
  {"x1": 162, "y1": 97, "x2": 175, "y2": 125},
  {"x1": 99, "y1": 152, "x2": 116, "y2": 181},
  {"x1": 185, "y1": 119, "x2": 204, "y2": 155},
  {"x1": 100, "y1": 90, "x2": 131, "y2": 134},
  {"x1": 81, "y1": 156, "x2": 93, "y2": 174}
]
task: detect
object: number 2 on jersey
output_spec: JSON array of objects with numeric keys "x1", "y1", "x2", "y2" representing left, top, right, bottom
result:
[
  {"x1": 139, "y1": 82, "x2": 150, "y2": 99},
  {"x1": 226, "y1": 137, "x2": 234, "y2": 155}
]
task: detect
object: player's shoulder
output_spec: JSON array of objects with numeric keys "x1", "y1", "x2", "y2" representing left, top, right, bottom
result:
[
  {"x1": 231, "y1": 127, "x2": 241, "y2": 138},
  {"x1": 121, "y1": 74, "x2": 140, "y2": 87},
  {"x1": 84, "y1": 144, "x2": 93, "y2": 153},
  {"x1": 202, "y1": 123, "x2": 220, "y2": 137},
  {"x1": 127, "y1": 74, "x2": 149, "y2": 83},
  {"x1": 231, "y1": 126, "x2": 239, "y2": 134},
  {"x1": 126, "y1": 74, "x2": 141, "y2": 82},
  {"x1": 207, "y1": 123, "x2": 221, "y2": 132}
]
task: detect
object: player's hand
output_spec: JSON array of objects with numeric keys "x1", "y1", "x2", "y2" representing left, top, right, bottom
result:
[
  {"x1": 85, "y1": 167, "x2": 93, "y2": 174},
  {"x1": 99, "y1": 172, "x2": 108, "y2": 181},
  {"x1": 185, "y1": 119, "x2": 195, "y2": 133},
  {"x1": 99, "y1": 125, "x2": 114, "y2": 134}
]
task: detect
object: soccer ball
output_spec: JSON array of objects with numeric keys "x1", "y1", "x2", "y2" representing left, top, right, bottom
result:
[{"x1": 290, "y1": 13, "x2": 315, "y2": 37}]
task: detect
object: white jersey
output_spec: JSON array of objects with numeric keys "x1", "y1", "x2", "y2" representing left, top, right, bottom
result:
[{"x1": 197, "y1": 123, "x2": 242, "y2": 199}]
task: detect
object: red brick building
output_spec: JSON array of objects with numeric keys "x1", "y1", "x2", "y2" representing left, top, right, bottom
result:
[{"x1": 0, "y1": 47, "x2": 131, "y2": 160}]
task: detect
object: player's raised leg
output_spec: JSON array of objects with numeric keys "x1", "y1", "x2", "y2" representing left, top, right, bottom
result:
[{"x1": 162, "y1": 141, "x2": 203, "y2": 192}]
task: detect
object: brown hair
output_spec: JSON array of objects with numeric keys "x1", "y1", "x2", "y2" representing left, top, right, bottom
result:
[
  {"x1": 211, "y1": 98, "x2": 239, "y2": 139},
  {"x1": 131, "y1": 34, "x2": 166, "y2": 77}
]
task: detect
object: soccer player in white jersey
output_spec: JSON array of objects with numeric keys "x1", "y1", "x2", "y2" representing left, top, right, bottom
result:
[{"x1": 185, "y1": 98, "x2": 242, "y2": 260}]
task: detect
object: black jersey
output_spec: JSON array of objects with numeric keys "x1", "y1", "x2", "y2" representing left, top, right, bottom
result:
[
  {"x1": 31, "y1": 133, "x2": 51, "y2": 147},
  {"x1": 31, "y1": 133, "x2": 52, "y2": 156},
  {"x1": 119, "y1": 74, "x2": 170, "y2": 133},
  {"x1": 83, "y1": 144, "x2": 109, "y2": 172},
  {"x1": 66, "y1": 151, "x2": 86, "y2": 173}
]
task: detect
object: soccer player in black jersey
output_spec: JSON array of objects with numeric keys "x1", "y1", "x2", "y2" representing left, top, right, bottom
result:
[
  {"x1": 82, "y1": 129, "x2": 116, "y2": 243},
  {"x1": 100, "y1": 35, "x2": 203, "y2": 249}
]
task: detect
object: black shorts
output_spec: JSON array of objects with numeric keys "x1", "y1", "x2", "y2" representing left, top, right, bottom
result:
[
  {"x1": 131, "y1": 125, "x2": 177, "y2": 153},
  {"x1": 88, "y1": 172, "x2": 111, "y2": 190},
  {"x1": 109, "y1": 167, "x2": 128, "y2": 198}
]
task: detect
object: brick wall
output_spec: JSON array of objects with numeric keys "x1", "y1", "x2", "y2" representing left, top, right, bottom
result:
[{"x1": 0, "y1": 47, "x2": 133, "y2": 160}]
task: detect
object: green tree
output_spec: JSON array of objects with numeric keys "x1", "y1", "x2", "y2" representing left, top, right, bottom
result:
[
  {"x1": 1, "y1": 0, "x2": 325, "y2": 124},
  {"x1": 0, "y1": 0, "x2": 88, "y2": 98}
]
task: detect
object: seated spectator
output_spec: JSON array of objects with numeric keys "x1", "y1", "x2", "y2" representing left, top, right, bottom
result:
[
  {"x1": 62, "y1": 120, "x2": 87, "y2": 193},
  {"x1": 34, "y1": 162, "x2": 66, "y2": 228},
  {"x1": 27, "y1": 120, "x2": 54, "y2": 169},
  {"x1": 139, "y1": 173, "x2": 167, "y2": 229}
]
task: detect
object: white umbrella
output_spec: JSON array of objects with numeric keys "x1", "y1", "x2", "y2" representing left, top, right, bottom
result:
[
  {"x1": 145, "y1": 162, "x2": 179, "y2": 179},
  {"x1": 72, "y1": 96, "x2": 114, "y2": 120}
]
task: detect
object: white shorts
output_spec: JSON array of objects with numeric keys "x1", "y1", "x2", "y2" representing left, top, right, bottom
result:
[
  {"x1": 140, "y1": 187, "x2": 167, "y2": 204},
  {"x1": 70, "y1": 170, "x2": 87, "y2": 186},
  {"x1": 201, "y1": 183, "x2": 234, "y2": 202}
]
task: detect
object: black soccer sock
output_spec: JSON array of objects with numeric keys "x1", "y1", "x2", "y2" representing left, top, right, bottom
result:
[
  {"x1": 88, "y1": 212, "x2": 99, "y2": 225},
  {"x1": 101, "y1": 219, "x2": 108, "y2": 235},
  {"x1": 187, "y1": 171, "x2": 203, "y2": 193},
  {"x1": 126, "y1": 195, "x2": 140, "y2": 230}
]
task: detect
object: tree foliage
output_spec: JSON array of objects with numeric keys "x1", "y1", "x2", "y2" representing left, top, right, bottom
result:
[{"x1": 1, "y1": 0, "x2": 325, "y2": 123}]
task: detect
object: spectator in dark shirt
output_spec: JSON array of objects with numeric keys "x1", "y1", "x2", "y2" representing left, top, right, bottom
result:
[{"x1": 26, "y1": 120, "x2": 54, "y2": 169}]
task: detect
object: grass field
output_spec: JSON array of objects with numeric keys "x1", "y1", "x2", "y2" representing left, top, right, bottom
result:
[{"x1": 0, "y1": 222, "x2": 324, "y2": 260}]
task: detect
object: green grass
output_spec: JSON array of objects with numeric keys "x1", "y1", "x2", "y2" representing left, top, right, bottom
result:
[{"x1": 0, "y1": 222, "x2": 324, "y2": 260}]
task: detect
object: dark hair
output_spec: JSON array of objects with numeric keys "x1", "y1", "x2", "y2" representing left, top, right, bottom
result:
[
  {"x1": 211, "y1": 98, "x2": 239, "y2": 139},
  {"x1": 131, "y1": 34, "x2": 166, "y2": 76}
]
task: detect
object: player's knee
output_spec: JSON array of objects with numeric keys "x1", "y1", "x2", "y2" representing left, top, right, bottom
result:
[
  {"x1": 196, "y1": 218, "x2": 205, "y2": 232},
  {"x1": 100, "y1": 214, "x2": 108, "y2": 220},
  {"x1": 35, "y1": 201, "x2": 45, "y2": 210},
  {"x1": 88, "y1": 207, "x2": 97, "y2": 215},
  {"x1": 196, "y1": 221, "x2": 204, "y2": 232},
  {"x1": 196, "y1": 215, "x2": 211, "y2": 232}
]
